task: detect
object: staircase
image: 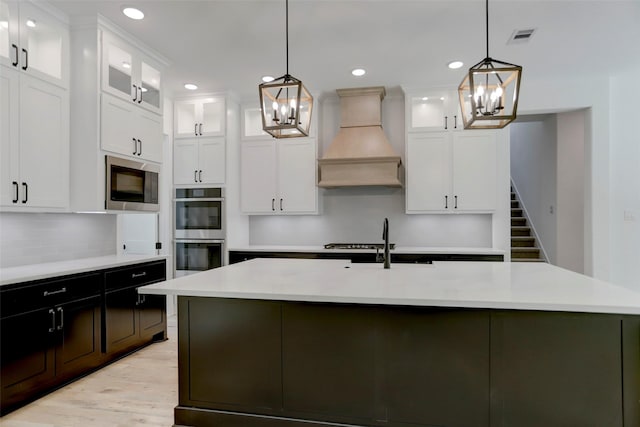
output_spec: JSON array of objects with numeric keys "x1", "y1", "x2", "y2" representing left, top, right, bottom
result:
[{"x1": 511, "y1": 188, "x2": 545, "y2": 262}]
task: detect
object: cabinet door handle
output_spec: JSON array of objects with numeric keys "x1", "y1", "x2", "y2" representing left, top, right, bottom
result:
[
  {"x1": 198, "y1": 170, "x2": 202, "y2": 182},
  {"x1": 43, "y1": 287, "x2": 67, "y2": 297},
  {"x1": 194, "y1": 123, "x2": 198, "y2": 136},
  {"x1": 12, "y1": 181, "x2": 18, "y2": 203},
  {"x1": 445, "y1": 195, "x2": 448, "y2": 209},
  {"x1": 137, "y1": 86, "x2": 142, "y2": 104},
  {"x1": 21, "y1": 48, "x2": 27, "y2": 70},
  {"x1": 272, "y1": 198, "x2": 275, "y2": 211},
  {"x1": 280, "y1": 198, "x2": 283, "y2": 211},
  {"x1": 454, "y1": 195, "x2": 458, "y2": 209},
  {"x1": 137, "y1": 139, "x2": 142, "y2": 156},
  {"x1": 454, "y1": 115, "x2": 458, "y2": 129},
  {"x1": 133, "y1": 137, "x2": 138, "y2": 154},
  {"x1": 199, "y1": 123, "x2": 203, "y2": 135},
  {"x1": 56, "y1": 307, "x2": 64, "y2": 331},
  {"x1": 132, "y1": 84, "x2": 138, "y2": 102},
  {"x1": 194, "y1": 170, "x2": 198, "y2": 182},
  {"x1": 21, "y1": 182, "x2": 27, "y2": 203},
  {"x1": 132, "y1": 272, "x2": 147, "y2": 279},
  {"x1": 444, "y1": 116, "x2": 448, "y2": 130},
  {"x1": 48, "y1": 309, "x2": 56, "y2": 333},
  {"x1": 11, "y1": 44, "x2": 18, "y2": 67}
]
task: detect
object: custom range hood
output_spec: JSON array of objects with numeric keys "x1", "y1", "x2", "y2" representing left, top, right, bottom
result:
[{"x1": 318, "y1": 87, "x2": 402, "y2": 188}]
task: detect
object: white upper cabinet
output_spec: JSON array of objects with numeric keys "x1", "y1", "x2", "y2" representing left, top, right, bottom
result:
[
  {"x1": 1, "y1": 68, "x2": 69, "y2": 209},
  {"x1": 174, "y1": 97, "x2": 225, "y2": 138},
  {"x1": 406, "y1": 131, "x2": 496, "y2": 213},
  {"x1": 0, "y1": 1, "x2": 69, "y2": 211},
  {"x1": 101, "y1": 31, "x2": 162, "y2": 115},
  {"x1": 173, "y1": 95, "x2": 229, "y2": 186},
  {"x1": 0, "y1": 1, "x2": 69, "y2": 89},
  {"x1": 406, "y1": 88, "x2": 462, "y2": 132},
  {"x1": 173, "y1": 137, "x2": 225, "y2": 185},
  {"x1": 240, "y1": 138, "x2": 318, "y2": 215},
  {"x1": 101, "y1": 93, "x2": 162, "y2": 163}
]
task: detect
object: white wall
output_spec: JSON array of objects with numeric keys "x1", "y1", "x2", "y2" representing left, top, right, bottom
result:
[
  {"x1": 247, "y1": 92, "x2": 502, "y2": 250},
  {"x1": 556, "y1": 110, "x2": 585, "y2": 274},
  {"x1": 610, "y1": 69, "x2": 640, "y2": 292},
  {"x1": 510, "y1": 116, "x2": 558, "y2": 263},
  {"x1": 517, "y1": 74, "x2": 610, "y2": 280},
  {"x1": 0, "y1": 213, "x2": 116, "y2": 268}
]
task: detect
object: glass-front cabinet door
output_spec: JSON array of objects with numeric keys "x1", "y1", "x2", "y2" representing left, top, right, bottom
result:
[
  {"x1": 101, "y1": 31, "x2": 162, "y2": 115},
  {"x1": 407, "y1": 88, "x2": 462, "y2": 132},
  {"x1": 0, "y1": 1, "x2": 17, "y2": 68},
  {"x1": 140, "y1": 61, "x2": 161, "y2": 112},
  {"x1": 0, "y1": 1, "x2": 68, "y2": 88}
]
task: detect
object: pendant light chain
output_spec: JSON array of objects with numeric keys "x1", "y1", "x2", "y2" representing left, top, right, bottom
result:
[
  {"x1": 285, "y1": 0, "x2": 289, "y2": 77},
  {"x1": 485, "y1": 0, "x2": 489, "y2": 59}
]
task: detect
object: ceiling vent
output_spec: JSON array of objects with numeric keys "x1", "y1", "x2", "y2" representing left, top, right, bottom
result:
[{"x1": 508, "y1": 28, "x2": 536, "y2": 44}]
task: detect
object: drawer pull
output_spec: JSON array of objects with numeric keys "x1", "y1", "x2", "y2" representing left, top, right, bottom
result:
[
  {"x1": 43, "y1": 287, "x2": 67, "y2": 297},
  {"x1": 132, "y1": 272, "x2": 147, "y2": 279}
]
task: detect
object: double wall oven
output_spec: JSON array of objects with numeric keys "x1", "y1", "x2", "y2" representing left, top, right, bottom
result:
[{"x1": 174, "y1": 188, "x2": 225, "y2": 277}]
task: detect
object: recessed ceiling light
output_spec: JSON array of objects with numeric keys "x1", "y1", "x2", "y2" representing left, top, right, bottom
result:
[
  {"x1": 448, "y1": 60, "x2": 464, "y2": 69},
  {"x1": 26, "y1": 19, "x2": 36, "y2": 28},
  {"x1": 122, "y1": 61, "x2": 131, "y2": 69},
  {"x1": 184, "y1": 83, "x2": 198, "y2": 91},
  {"x1": 351, "y1": 68, "x2": 366, "y2": 77},
  {"x1": 122, "y1": 7, "x2": 144, "y2": 20},
  {"x1": 262, "y1": 75, "x2": 275, "y2": 83},
  {"x1": 0, "y1": 21, "x2": 8, "y2": 29},
  {"x1": 421, "y1": 97, "x2": 429, "y2": 101}
]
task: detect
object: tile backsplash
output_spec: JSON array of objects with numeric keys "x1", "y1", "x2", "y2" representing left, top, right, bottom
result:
[{"x1": 0, "y1": 213, "x2": 117, "y2": 268}]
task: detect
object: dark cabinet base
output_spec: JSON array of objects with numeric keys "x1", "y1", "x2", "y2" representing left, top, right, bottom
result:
[{"x1": 177, "y1": 297, "x2": 639, "y2": 427}]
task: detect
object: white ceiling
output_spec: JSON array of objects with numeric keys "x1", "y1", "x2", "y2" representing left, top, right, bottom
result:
[{"x1": 49, "y1": 0, "x2": 640, "y2": 100}]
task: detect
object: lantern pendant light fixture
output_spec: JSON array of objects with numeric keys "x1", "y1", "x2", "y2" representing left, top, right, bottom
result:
[
  {"x1": 259, "y1": 0, "x2": 313, "y2": 138},
  {"x1": 458, "y1": 0, "x2": 522, "y2": 129}
]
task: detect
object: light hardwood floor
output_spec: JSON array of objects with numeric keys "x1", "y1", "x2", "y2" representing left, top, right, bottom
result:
[{"x1": 1, "y1": 324, "x2": 178, "y2": 427}]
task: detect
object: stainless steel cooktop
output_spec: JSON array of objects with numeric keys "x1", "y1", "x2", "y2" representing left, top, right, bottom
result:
[{"x1": 324, "y1": 243, "x2": 396, "y2": 250}]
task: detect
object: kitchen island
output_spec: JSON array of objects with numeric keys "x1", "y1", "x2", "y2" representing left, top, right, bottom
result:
[{"x1": 139, "y1": 258, "x2": 640, "y2": 427}]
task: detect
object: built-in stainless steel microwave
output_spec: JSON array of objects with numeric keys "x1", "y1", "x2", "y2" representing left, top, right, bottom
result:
[{"x1": 106, "y1": 155, "x2": 159, "y2": 211}]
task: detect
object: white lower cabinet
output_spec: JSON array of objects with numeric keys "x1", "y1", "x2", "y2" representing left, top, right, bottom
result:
[
  {"x1": 406, "y1": 131, "x2": 496, "y2": 213},
  {"x1": 1, "y1": 68, "x2": 69, "y2": 209},
  {"x1": 173, "y1": 136, "x2": 225, "y2": 185},
  {"x1": 101, "y1": 93, "x2": 162, "y2": 163},
  {"x1": 240, "y1": 138, "x2": 318, "y2": 214}
]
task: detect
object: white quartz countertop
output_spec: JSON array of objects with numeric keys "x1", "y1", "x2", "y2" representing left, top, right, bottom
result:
[
  {"x1": 229, "y1": 245, "x2": 505, "y2": 255},
  {"x1": 0, "y1": 254, "x2": 168, "y2": 286},
  {"x1": 139, "y1": 258, "x2": 640, "y2": 315}
]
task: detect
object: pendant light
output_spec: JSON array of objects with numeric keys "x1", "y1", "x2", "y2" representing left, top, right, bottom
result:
[
  {"x1": 259, "y1": 0, "x2": 313, "y2": 138},
  {"x1": 458, "y1": 0, "x2": 522, "y2": 129}
]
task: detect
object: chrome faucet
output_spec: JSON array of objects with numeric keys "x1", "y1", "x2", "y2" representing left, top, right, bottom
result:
[{"x1": 382, "y1": 218, "x2": 390, "y2": 269}]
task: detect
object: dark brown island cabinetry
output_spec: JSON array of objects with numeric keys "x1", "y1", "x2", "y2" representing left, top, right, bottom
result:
[
  {"x1": 0, "y1": 259, "x2": 167, "y2": 415},
  {"x1": 176, "y1": 297, "x2": 640, "y2": 427}
]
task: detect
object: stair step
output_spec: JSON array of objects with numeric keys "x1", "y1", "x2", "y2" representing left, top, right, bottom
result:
[
  {"x1": 512, "y1": 258, "x2": 546, "y2": 262},
  {"x1": 511, "y1": 200, "x2": 519, "y2": 208},
  {"x1": 511, "y1": 208, "x2": 523, "y2": 217},
  {"x1": 511, "y1": 193, "x2": 516, "y2": 200},
  {"x1": 511, "y1": 227, "x2": 531, "y2": 237},
  {"x1": 511, "y1": 247, "x2": 541, "y2": 258},
  {"x1": 511, "y1": 237, "x2": 536, "y2": 247},
  {"x1": 511, "y1": 217, "x2": 527, "y2": 227}
]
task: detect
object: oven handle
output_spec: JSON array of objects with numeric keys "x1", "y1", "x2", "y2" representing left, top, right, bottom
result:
[
  {"x1": 173, "y1": 198, "x2": 224, "y2": 202},
  {"x1": 175, "y1": 239, "x2": 225, "y2": 244}
]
